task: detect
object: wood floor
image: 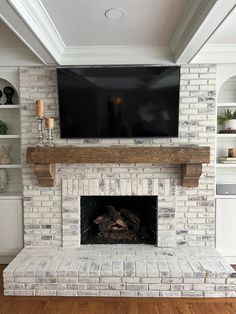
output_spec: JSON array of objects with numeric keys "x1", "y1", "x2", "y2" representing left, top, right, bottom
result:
[{"x1": 1, "y1": 264, "x2": 236, "y2": 314}]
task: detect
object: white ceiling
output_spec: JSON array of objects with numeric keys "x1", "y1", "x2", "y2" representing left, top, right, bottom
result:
[
  {"x1": 1, "y1": 0, "x2": 236, "y2": 65},
  {"x1": 41, "y1": 0, "x2": 189, "y2": 47}
]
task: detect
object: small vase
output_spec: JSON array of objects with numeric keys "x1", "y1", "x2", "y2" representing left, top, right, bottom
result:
[
  {"x1": 3, "y1": 86, "x2": 14, "y2": 105},
  {"x1": 225, "y1": 119, "x2": 236, "y2": 130}
]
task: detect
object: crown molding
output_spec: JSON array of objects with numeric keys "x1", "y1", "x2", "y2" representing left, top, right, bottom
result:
[
  {"x1": 170, "y1": 0, "x2": 236, "y2": 63},
  {"x1": 192, "y1": 44, "x2": 236, "y2": 64},
  {"x1": 61, "y1": 45, "x2": 174, "y2": 65},
  {"x1": 8, "y1": 0, "x2": 65, "y2": 63},
  {"x1": 0, "y1": 1, "x2": 56, "y2": 65}
]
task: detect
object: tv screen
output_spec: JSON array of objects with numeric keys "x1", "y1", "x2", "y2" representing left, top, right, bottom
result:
[{"x1": 57, "y1": 66, "x2": 180, "y2": 138}]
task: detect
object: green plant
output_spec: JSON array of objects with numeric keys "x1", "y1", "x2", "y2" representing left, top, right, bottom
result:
[
  {"x1": 0, "y1": 120, "x2": 8, "y2": 135},
  {"x1": 218, "y1": 109, "x2": 236, "y2": 125}
]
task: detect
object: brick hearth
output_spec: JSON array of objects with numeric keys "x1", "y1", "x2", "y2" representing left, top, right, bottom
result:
[{"x1": 4, "y1": 246, "x2": 236, "y2": 297}]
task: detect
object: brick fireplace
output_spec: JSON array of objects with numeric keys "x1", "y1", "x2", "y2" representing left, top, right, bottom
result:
[
  {"x1": 6, "y1": 64, "x2": 234, "y2": 298},
  {"x1": 20, "y1": 65, "x2": 216, "y2": 248}
]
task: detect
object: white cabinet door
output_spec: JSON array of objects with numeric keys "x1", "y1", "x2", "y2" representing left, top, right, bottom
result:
[
  {"x1": 0, "y1": 199, "x2": 23, "y2": 257},
  {"x1": 216, "y1": 198, "x2": 236, "y2": 262}
]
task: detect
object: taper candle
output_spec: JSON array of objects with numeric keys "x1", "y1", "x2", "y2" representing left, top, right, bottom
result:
[
  {"x1": 36, "y1": 100, "x2": 45, "y2": 118},
  {"x1": 45, "y1": 117, "x2": 54, "y2": 129}
]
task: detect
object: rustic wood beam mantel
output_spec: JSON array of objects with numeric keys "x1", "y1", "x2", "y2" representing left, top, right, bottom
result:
[{"x1": 26, "y1": 146, "x2": 210, "y2": 188}]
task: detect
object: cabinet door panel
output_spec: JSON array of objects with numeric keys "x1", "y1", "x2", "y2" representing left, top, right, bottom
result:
[
  {"x1": 0, "y1": 200, "x2": 23, "y2": 255},
  {"x1": 216, "y1": 199, "x2": 236, "y2": 257}
]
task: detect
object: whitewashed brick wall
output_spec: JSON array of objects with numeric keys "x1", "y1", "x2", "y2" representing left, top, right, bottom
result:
[{"x1": 20, "y1": 65, "x2": 216, "y2": 248}]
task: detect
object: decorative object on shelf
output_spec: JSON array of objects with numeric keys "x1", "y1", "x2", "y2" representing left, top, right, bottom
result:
[
  {"x1": 0, "y1": 145, "x2": 12, "y2": 164},
  {"x1": 3, "y1": 86, "x2": 14, "y2": 104},
  {"x1": 45, "y1": 117, "x2": 55, "y2": 147},
  {"x1": 220, "y1": 157, "x2": 236, "y2": 164},
  {"x1": 219, "y1": 129, "x2": 236, "y2": 134},
  {"x1": 218, "y1": 109, "x2": 236, "y2": 130},
  {"x1": 0, "y1": 120, "x2": 8, "y2": 134},
  {"x1": 0, "y1": 168, "x2": 8, "y2": 193},
  {"x1": 0, "y1": 90, "x2": 2, "y2": 105},
  {"x1": 35, "y1": 100, "x2": 45, "y2": 147},
  {"x1": 228, "y1": 148, "x2": 236, "y2": 157}
]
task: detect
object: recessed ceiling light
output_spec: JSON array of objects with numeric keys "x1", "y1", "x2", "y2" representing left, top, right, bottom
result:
[{"x1": 105, "y1": 8, "x2": 127, "y2": 20}]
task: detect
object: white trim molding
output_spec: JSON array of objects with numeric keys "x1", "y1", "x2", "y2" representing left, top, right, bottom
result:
[
  {"x1": 8, "y1": 0, "x2": 64, "y2": 63},
  {"x1": 0, "y1": 1, "x2": 55, "y2": 64},
  {"x1": 170, "y1": 0, "x2": 236, "y2": 63},
  {"x1": 192, "y1": 44, "x2": 236, "y2": 64},
  {"x1": 62, "y1": 45, "x2": 174, "y2": 65}
]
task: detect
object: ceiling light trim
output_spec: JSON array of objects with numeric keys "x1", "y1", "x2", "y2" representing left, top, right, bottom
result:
[
  {"x1": 104, "y1": 8, "x2": 127, "y2": 20},
  {"x1": 8, "y1": 0, "x2": 65, "y2": 63}
]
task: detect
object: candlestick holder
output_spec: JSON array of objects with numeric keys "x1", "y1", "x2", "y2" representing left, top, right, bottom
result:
[
  {"x1": 36, "y1": 117, "x2": 45, "y2": 146},
  {"x1": 46, "y1": 127, "x2": 55, "y2": 147}
]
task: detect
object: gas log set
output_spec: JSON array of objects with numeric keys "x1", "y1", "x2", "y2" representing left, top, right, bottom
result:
[{"x1": 93, "y1": 205, "x2": 141, "y2": 242}]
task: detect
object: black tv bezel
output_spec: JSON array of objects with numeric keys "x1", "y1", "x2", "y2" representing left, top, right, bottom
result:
[{"x1": 57, "y1": 65, "x2": 180, "y2": 139}]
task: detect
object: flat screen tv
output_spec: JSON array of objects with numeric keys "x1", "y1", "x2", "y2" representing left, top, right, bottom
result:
[{"x1": 57, "y1": 66, "x2": 180, "y2": 138}]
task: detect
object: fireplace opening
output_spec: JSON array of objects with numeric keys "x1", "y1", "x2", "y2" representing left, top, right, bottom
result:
[{"x1": 81, "y1": 196, "x2": 157, "y2": 245}]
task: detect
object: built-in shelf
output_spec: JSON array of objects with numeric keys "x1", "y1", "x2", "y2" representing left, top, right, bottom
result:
[
  {"x1": 216, "y1": 163, "x2": 236, "y2": 168},
  {"x1": 27, "y1": 146, "x2": 210, "y2": 188},
  {"x1": 217, "y1": 134, "x2": 236, "y2": 138},
  {"x1": 0, "y1": 105, "x2": 19, "y2": 109},
  {"x1": 0, "y1": 164, "x2": 21, "y2": 169},
  {"x1": 0, "y1": 192, "x2": 22, "y2": 200},
  {"x1": 0, "y1": 135, "x2": 20, "y2": 139},
  {"x1": 215, "y1": 194, "x2": 236, "y2": 199},
  {"x1": 217, "y1": 103, "x2": 236, "y2": 107}
]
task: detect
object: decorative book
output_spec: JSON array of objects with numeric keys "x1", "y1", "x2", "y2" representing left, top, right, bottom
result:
[{"x1": 220, "y1": 157, "x2": 236, "y2": 163}]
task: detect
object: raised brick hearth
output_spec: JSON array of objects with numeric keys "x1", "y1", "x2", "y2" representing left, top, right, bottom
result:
[{"x1": 4, "y1": 246, "x2": 236, "y2": 297}]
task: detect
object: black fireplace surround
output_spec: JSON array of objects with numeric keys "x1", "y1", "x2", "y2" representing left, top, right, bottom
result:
[{"x1": 81, "y1": 196, "x2": 157, "y2": 245}]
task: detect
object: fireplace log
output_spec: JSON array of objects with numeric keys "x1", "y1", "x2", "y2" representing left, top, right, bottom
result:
[
  {"x1": 106, "y1": 205, "x2": 121, "y2": 221},
  {"x1": 120, "y1": 208, "x2": 140, "y2": 225},
  {"x1": 98, "y1": 218, "x2": 115, "y2": 232},
  {"x1": 93, "y1": 214, "x2": 108, "y2": 224}
]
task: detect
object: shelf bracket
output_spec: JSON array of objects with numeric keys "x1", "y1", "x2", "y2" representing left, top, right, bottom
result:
[
  {"x1": 181, "y1": 164, "x2": 202, "y2": 187},
  {"x1": 33, "y1": 163, "x2": 55, "y2": 187}
]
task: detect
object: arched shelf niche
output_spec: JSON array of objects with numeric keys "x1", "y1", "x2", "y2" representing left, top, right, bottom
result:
[
  {"x1": 0, "y1": 78, "x2": 19, "y2": 105},
  {"x1": 218, "y1": 75, "x2": 236, "y2": 103}
]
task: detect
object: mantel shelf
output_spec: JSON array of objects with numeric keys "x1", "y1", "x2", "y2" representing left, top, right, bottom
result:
[{"x1": 26, "y1": 146, "x2": 210, "y2": 188}]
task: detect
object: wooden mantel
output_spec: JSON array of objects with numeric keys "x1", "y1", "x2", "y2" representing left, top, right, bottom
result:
[{"x1": 26, "y1": 146, "x2": 210, "y2": 188}]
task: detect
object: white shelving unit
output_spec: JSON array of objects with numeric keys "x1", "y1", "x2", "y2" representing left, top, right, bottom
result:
[
  {"x1": 0, "y1": 164, "x2": 21, "y2": 169},
  {"x1": 218, "y1": 102, "x2": 236, "y2": 107},
  {"x1": 216, "y1": 68, "x2": 236, "y2": 263},
  {"x1": 0, "y1": 68, "x2": 23, "y2": 262},
  {"x1": 216, "y1": 134, "x2": 236, "y2": 138},
  {"x1": 0, "y1": 73, "x2": 22, "y2": 196}
]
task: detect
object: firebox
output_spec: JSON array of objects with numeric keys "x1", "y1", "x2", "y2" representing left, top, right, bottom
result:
[{"x1": 81, "y1": 196, "x2": 157, "y2": 245}]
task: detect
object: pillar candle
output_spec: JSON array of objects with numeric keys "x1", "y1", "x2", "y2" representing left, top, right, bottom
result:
[
  {"x1": 45, "y1": 117, "x2": 54, "y2": 129},
  {"x1": 36, "y1": 100, "x2": 45, "y2": 118}
]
